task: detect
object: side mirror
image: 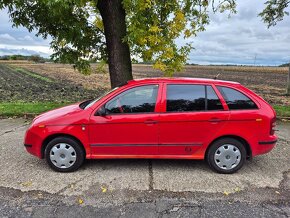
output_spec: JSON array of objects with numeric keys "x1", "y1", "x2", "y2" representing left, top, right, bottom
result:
[{"x1": 95, "y1": 105, "x2": 107, "y2": 116}]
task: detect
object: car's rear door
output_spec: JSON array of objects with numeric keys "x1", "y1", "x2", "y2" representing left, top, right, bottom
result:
[
  {"x1": 158, "y1": 83, "x2": 230, "y2": 157},
  {"x1": 89, "y1": 83, "x2": 161, "y2": 156}
]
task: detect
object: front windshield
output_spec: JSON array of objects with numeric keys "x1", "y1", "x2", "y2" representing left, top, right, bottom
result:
[{"x1": 84, "y1": 86, "x2": 120, "y2": 109}]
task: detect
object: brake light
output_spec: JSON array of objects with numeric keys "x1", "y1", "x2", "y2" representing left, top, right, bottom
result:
[{"x1": 270, "y1": 117, "x2": 276, "y2": 135}]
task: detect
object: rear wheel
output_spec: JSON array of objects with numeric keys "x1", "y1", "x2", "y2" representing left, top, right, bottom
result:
[
  {"x1": 207, "y1": 138, "x2": 246, "y2": 174},
  {"x1": 45, "y1": 137, "x2": 84, "y2": 172}
]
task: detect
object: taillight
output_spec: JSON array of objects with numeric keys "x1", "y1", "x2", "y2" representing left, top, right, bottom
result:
[{"x1": 270, "y1": 117, "x2": 276, "y2": 135}]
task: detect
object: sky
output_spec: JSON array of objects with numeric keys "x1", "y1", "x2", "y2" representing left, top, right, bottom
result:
[{"x1": 0, "y1": 0, "x2": 289, "y2": 66}]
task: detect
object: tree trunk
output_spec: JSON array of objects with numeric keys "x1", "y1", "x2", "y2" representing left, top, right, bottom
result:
[
  {"x1": 97, "y1": 0, "x2": 133, "y2": 88},
  {"x1": 287, "y1": 64, "x2": 290, "y2": 95}
]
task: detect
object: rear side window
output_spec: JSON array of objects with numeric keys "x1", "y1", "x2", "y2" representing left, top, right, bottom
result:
[
  {"x1": 167, "y1": 85, "x2": 205, "y2": 112},
  {"x1": 166, "y1": 85, "x2": 223, "y2": 112},
  {"x1": 217, "y1": 86, "x2": 258, "y2": 110},
  {"x1": 207, "y1": 86, "x2": 223, "y2": 110}
]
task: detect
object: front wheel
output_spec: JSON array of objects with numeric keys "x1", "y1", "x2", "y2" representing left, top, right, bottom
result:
[
  {"x1": 206, "y1": 138, "x2": 246, "y2": 174},
  {"x1": 45, "y1": 137, "x2": 85, "y2": 172}
]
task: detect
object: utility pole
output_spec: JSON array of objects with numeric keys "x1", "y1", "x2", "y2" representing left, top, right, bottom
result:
[{"x1": 287, "y1": 63, "x2": 290, "y2": 95}]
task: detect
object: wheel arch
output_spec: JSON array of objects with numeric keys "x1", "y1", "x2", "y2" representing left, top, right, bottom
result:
[
  {"x1": 206, "y1": 135, "x2": 252, "y2": 159},
  {"x1": 41, "y1": 133, "x2": 86, "y2": 159}
]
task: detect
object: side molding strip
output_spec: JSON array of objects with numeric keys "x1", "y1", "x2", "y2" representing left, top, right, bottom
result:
[{"x1": 90, "y1": 143, "x2": 203, "y2": 147}]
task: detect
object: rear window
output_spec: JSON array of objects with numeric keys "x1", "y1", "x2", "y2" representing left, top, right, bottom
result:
[
  {"x1": 207, "y1": 86, "x2": 223, "y2": 110},
  {"x1": 166, "y1": 85, "x2": 223, "y2": 112},
  {"x1": 217, "y1": 86, "x2": 258, "y2": 110}
]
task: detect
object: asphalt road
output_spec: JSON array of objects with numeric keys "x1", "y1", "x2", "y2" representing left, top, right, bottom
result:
[{"x1": 0, "y1": 118, "x2": 289, "y2": 217}]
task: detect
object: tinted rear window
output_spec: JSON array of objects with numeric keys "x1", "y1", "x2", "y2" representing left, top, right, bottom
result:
[
  {"x1": 167, "y1": 85, "x2": 205, "y2": 112},
  {"x1": 217, "y1": 86, "x2": 258, "y2": 110},
  {"x1": 166, "y1": 85, "x2": 223, "y2": 112},
  {"x1": 207, "y1": 86, "x2": 223, "y2": 110}
]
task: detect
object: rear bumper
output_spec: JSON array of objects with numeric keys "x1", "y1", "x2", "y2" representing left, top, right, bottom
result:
[
  {"x1": 252, "y1": 135, "x2": 278, "y2": 156},
  {"x1": 258, "y1": 139, "x2": 278, "y2": 145}
]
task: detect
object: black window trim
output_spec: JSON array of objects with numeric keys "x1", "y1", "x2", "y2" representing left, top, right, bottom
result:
[
  {"x1": 102, "y1": 84, "x2": 160, "y2": 116},
  {"x1": 165, "y1": 84, "x2": 225, "y2": 113},
  {"x1": 205, "y1": 85, "x2": 208, "y2": 110},
  {"x1": 216, "y1": 85, "x2": 259, "y2": 111}
]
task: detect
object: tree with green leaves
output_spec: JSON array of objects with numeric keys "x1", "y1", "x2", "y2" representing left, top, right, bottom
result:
[{"x1": 0, "y1": 0, "x2": 289, "y2": 88}]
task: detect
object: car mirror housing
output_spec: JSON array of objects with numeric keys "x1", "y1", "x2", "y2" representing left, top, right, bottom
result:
[{"x1": 95, "y1": 105, "x2": 107, "y2": 116}]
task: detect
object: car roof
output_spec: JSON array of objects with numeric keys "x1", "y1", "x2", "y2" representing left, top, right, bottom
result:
[{"x1": 127, "y1": 77, "x2": 240, "y2": 86}]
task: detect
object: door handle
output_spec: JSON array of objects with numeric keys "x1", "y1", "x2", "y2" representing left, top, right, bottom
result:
[
  {"x1": 144, "y1": 120, "x2": 158, "y2": 124},
  {"x1": 209, "y1": 118, "x2": 222, "y2": 123}
]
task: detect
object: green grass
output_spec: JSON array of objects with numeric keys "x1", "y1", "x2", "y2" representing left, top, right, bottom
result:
[
  {"x1": 7, "y1": 65, "x2": 53, "y2": 83},
  {"x1": 0, "y1": 102, "x2": 70, "y2": 117},
  {"x1": 15, "y1": 67, "x2": 53, "y2": 82},
  {"x1": 273, "y1": 105, "x2": 290, "y2": 118}
]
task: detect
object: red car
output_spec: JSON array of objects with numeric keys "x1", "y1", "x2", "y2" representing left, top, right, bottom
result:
[{"x1": 24, "y1": 78, "x2": 277, "y2": 173}]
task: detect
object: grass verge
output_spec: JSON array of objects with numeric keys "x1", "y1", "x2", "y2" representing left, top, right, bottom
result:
[
  {"x1": 273, "y1": 105, "x2": 290, "y2": 118},
  {"x1": 0, "y1": 102, "x2": 70, "y2": 117}
]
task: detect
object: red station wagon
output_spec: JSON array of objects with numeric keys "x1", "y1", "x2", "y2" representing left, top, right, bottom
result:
[{"x1": 24, "y1": 78, "x2": 277, "y2": 173}]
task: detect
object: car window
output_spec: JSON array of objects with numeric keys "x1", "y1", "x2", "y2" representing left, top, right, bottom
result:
[
  {"x1": 105, "y1": 85, "x2": 158, "y2": 114},
  {"x1": 166, "y1": 85, "x2": 205, "y2": 112},
  {"x1": 217, "y1": 86, "x2": 258, "y2": 110},
  {"x1": 207, "y1": 86, "x2": 223, "y2": 110}
]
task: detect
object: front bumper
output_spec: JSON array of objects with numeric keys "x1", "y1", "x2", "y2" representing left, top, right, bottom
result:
[{"x1": 24, "y1": 127, "x2": 43, "y2": 158}]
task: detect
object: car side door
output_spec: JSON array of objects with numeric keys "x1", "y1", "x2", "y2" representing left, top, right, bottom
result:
[
  {"x1": 88, "y1": 84, "x2": 161, "y2": 156},
  {"x1": 158, "y1": 83, "x2": 230, "y2": 157}
]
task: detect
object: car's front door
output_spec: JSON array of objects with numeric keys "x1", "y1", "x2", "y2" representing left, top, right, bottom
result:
[
  {"x1": 159, "y1": 84, "x2": 230, "y2": 157},
  {"x1": 89, "y1": 84, "x2": 161, "y2": 156}
]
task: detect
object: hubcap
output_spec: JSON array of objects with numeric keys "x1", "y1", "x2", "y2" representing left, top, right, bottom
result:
[
  {"x1": 214, "y1": 144, "x2": 241, "y2": 170},
  {"x1": 50, "y1": 143, "x2": 76, "y2": 169}
]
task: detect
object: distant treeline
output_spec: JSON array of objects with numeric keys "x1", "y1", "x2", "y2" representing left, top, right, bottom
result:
[
  {"x1": 0, "y1": 55, "x2": 51, "y2": 63},
  {"x1": 279, "y1": 63, "x2": 290, "y2": 67}
]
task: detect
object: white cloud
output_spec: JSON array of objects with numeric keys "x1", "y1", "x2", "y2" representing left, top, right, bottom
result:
[
  {"x1": 0, "y1": 9, "x2": 51, "y2": 57},
  {"x1": 0, "y1": 47, "x2": 50, "y2": 58},
  {"x1": 0, "y1": 33, "x2": 16, "y2": 41},
  {"x1": 186, "y1": 0, "x2": 290, "y2": 65},
  {"x1": 0, "y1": 44, "x2": 52, "y2": 55},
  {"x1": 18, "y1": 35, "x2": 34, "y2": 41}
]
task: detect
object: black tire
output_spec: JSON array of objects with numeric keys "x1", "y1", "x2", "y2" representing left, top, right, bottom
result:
[
  {"x1": 206, "y1": 138, "x2": 246, "y2": 174},
  {"x1": 45, "y1": 137, "x2": 85, "y2": 172}
]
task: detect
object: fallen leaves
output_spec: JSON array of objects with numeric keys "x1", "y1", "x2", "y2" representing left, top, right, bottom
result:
[
  {"x1": 20, "y1": 181, "x2": 32, "y2": 187},
  {"x1": 78, "y1": 198, "x2": 84, "y2": 204},
  {"x1": 101, "y1": 186, "x2": 107, "y2": 193},
  {"x1": 223, "y1": 187, "x2": 241, "y2": 196},
  {"x1": 234, "y1": 187, "x2": 241, "y2": 192}
]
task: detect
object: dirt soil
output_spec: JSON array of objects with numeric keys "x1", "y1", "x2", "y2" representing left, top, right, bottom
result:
[
  {"x1": 0, "y1": 64, "x2": 105, "y2": 102},
  {"x1": 2, "y1": 63, "x2": 290, "y2": 105}
]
